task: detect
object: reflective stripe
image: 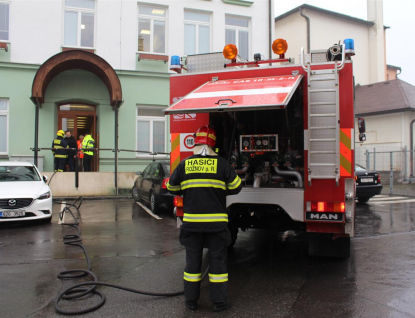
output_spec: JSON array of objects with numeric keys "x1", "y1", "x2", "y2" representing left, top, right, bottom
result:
[
  {"x1": 209, "y1": 273, "x2": 228, "y2": 283},
  {"x1": 227, "y1": 176, "x2": 241, "y2": 190},
  {"x1": 181, "y1": 179, "x2": 226, "y2": 190},
  {"x1": 54, "y1": 145, "x2": 63, "y2": 149},
  {"x1": 184, "y1": 272, "x2": 202, "y2": 282},
  {"x1": 166, "y1": 182, "x2": 181, "y2": 191},
  {"x1": 55, "y1": 155, "x2": 67, "y2": 158},
  {"x1": 183, "y1": 213, "x2": 228, "y2": 223}
]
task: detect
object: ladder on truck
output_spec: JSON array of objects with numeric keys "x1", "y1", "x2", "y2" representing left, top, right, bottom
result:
[{"x1": 301, "y1": 48, "x2": 345, "y2": 185}]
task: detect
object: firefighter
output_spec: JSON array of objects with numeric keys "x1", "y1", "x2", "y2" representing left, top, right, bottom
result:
[
  {"x1": 167, "y1": 125, "x2": 242, "y2": 312},
  {"x1": 81, "y1": 132, "x2": 95, "y2": 172},
  {"x1": 52, "y1": 130, "x2": 68, "y2": 172}
]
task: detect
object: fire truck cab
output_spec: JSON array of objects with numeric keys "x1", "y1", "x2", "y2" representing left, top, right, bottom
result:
[{"x1": 165, "y1": 40, "x2": 356, "y2": 258}]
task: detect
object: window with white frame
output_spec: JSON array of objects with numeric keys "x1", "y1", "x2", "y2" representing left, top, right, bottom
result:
[
  {"x1": 0, "y1": 1, "x2": 9, "y2": 41},
  {"x1": 225, "y1": 15, "x2": 250, "y2": 60},
  {"x1": 138, "y1": 4, "x2": 167, "y2": 54},
  {"x1": 0, "y1": 99, "x2": 8, "y2": 154},
  {"x1": 136, "y1": 106, "x2": 166, "y2": 156},
  {"x1": 184, "y1": 10, "x2": 211, "y2": 56},
  {"x1": 64, "y1": 0, "x2": 95, "y2": 48}
]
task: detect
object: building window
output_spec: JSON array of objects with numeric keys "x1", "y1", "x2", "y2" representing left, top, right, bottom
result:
[
  {"x1": 136, "y1": 106, "x2": 166, "y2": 157},
  {"x1": 0, "y1": 99, "x2": 8, "y2": 154},
  {"x1": 184, "y1": 10, "x2": 211, "y2": 56},
  {"x1": 138, "y1": 4, "x2": 166, "y2": 54},
  {"x1": 0, "y1": 2, "x2": 9, "y2": 41},
  {"x1": 225, "y1": 15, "x2": 250, "y2": 60},
  {"x1": 64, "y1": 0, "x2": 95, "y2": 48}
]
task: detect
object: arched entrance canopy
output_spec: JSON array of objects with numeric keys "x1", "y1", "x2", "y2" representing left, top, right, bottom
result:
[
  {"x1": 31, "y1": 49, "x2": 122, "y2": 107},
  {"x1": 30, "y1": 50, "x2": 123, "y2": 193}
]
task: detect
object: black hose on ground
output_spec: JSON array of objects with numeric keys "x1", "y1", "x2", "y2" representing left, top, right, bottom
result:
[{"x1": 53, "y1": 197, "x2": 208, "y2": 315}]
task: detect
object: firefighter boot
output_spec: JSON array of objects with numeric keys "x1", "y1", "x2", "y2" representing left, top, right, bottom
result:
[
  {"x1": 185, "y1": 300, "x2": 197, "y2": 310},
  {"x1": 213, "y1": 301, "x2": 231, "y2": 312}
]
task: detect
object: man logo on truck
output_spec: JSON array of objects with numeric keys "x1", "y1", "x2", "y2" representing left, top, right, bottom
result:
[{"x1": 306, "y1": 213, "x2": 344, "y2": 222}]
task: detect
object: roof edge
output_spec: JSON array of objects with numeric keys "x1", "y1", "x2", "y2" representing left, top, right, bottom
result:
[
  {"x1": 355, "y1": 108, "x2": 415, "y2": 117},
  {"x1": 275, "y1": 4, "x2": 375, "y2": 27}
]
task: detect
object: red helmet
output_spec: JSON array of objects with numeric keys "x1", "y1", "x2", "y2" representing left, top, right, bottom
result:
[{"x1": 194, "y1": 125, "x2": 216, "y2": 148}]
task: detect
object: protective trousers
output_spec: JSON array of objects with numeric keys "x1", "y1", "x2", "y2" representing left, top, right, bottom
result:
[
  {"x1": 54, "y1": 158, "x2": 66, "y2": 172},
  {"x1": 179, "y1": 228, "x2": 231, "y2": 303},
  {"x1": 83, "y1": 154, "x2": 93, "y2": 172}
]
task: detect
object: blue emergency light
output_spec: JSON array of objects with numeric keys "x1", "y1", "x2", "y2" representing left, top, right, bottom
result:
[
  {"x1": 170, "y1": 55, "x2": 181, "y2": 72},
  {"x1": 344, "y1": 38, "x2": 355, "y2": 55}
]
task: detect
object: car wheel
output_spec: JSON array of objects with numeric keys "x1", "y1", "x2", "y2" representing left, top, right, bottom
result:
[
  {"x1": 39, "y1": 216, "x2": 52, "y2": 224},
  {"x1": 357, "y1": 196, "x2": 370, "y2": 203},
  {"x1": 132, "y1": 186, "x2": 141, "y2": 202},
  {"x1": 150, "y1": 192, "x2": 159, "y2": 213}
]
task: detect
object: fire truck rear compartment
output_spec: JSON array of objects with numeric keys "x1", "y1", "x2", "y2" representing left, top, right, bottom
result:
[{"x1": 210, "y1": 85, "x2": 304, "y2": 189}]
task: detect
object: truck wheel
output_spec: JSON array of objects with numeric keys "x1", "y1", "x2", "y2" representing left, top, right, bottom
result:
[
  {"x1": 357, "y1": 196, "x2": 370, "y2": 203},
  {"x1": 308, "y1": 233, "x2": 350, "y2": 258},
  {"x1": 132, "y1": 186, "x2": 141, "y2": 202}
]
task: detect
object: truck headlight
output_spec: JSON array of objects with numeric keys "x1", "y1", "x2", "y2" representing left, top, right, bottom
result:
[{"x1": 37, "y1": 191, "x2": 51, "y2": 200}]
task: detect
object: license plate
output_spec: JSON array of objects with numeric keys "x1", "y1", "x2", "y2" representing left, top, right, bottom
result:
[
  {"x1": 360, "y1": 178, "x2": 373, "y2": 183},
  {"x1": 0, "y1": 210, "x2": 25, "y2": 217}
]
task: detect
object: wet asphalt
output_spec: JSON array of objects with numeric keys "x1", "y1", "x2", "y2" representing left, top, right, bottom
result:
[{"x1": 1, "y1": 196, "x2": 415, "y2": 318}]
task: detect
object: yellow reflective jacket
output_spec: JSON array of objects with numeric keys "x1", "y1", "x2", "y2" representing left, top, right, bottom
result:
[{"x1": 81, "y1": 134, "x2": 95, "y2": 156}]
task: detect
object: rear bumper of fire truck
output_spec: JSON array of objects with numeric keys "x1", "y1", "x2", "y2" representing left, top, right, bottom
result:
[{"x1": 226, "y1": 187, "x2": 304, "y2": 222}]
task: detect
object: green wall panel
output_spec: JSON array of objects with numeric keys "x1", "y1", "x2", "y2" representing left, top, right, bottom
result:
[{"x1": 0, "y1": 62, "x2": 170, "y2": 174}]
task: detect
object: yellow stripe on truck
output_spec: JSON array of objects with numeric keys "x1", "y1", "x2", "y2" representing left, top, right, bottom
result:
[{"x1": 340, "y1": 128, "x2": 352, "y2": 176}]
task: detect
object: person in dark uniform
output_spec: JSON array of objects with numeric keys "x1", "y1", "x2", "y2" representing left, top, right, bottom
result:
[
  {"x1": 64, "y1": 131, "x2": 77, "y2": 171},
  {"x1": 167, "y1": 125, "x2": 242, "y2": 312},
  {"x1": 52, "y1": 130, "x2": 68, "y2": 172}
]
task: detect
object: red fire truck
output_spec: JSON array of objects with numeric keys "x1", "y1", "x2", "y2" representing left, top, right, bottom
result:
[{"x1": 165, "y1": 40, "x2": 357, "y2": 258}]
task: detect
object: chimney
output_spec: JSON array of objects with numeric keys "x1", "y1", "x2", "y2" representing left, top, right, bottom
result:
[{"x1": 367, "y1": 0, "x2": 386, "y2": 83}]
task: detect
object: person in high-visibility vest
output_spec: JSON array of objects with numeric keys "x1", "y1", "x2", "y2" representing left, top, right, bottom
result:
[
  {"x1": 77, "y1": 134, "x2": 84, "y2": 171},
  {"x1": 52, "y1": 130, "x2": 68, "y2": 172},
  {"x1": 81, "y1": 132, "x2": 95, "y2": 172},
  {"x1": 167, "y1": 125, "x2": 242, "y2": 312}
]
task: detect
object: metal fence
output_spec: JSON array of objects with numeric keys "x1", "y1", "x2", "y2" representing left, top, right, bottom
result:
[{"x1": 355, "y1": 147, "x2": 415, "y2": 196}]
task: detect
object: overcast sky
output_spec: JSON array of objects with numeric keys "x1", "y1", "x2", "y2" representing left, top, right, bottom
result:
[{"x1": 274, "y1": 0, "x2": 415, "y2": 86}]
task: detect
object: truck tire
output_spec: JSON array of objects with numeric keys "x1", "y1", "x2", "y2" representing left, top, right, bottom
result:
[
  {"x1": 308, "y1": 233, "x2": 350, "y2": 258},
  {"x1": 357, "y1": 196, "x2": 370, "y2": 203}
]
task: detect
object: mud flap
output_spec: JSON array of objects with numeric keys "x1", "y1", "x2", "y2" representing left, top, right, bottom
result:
[{"x1": 308, "y1": 233, "x2": 350, "y2": 258}]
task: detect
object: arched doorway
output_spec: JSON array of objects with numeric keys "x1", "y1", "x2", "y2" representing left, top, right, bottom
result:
[
  {"x1": 58, "y1": 103, "x2": 98, "y2": 171},
  {"x1": 30, "y1": 50, "x2": 123, "y2": 175}
]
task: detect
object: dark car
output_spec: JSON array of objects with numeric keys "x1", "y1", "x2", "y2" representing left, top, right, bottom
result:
[
  {"x1": 355, "y1": 164, "x2": 383, "y2": 203},
  {"x1": 132, "y1": 161, "x2": 173, "y2": 213}
]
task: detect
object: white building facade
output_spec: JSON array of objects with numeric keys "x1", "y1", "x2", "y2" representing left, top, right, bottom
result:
[{"x1": 274, "y1": 1, "x2": 386, "y2": 86}]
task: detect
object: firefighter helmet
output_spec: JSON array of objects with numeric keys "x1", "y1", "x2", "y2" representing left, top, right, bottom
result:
[
  {"x1": 194, "y1": 125, "x2": 216, "y2": 148},
  {"x1": 57, "y1": 130, "x2": 65, "y2": 137}
]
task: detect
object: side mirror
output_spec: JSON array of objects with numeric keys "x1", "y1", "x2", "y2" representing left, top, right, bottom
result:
[
  {"x1": 136, "y1": 171, "x2": 142, "y2": 176},
  {"x1": 358, "y1": 117, "x2": 366, "y2": 142},
  {"x1": 358, "y1": 117, "x2": 366, "y2": 134},
  {"x1": 43, "y1": 175, "x2": 48, "y2": 183}
]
